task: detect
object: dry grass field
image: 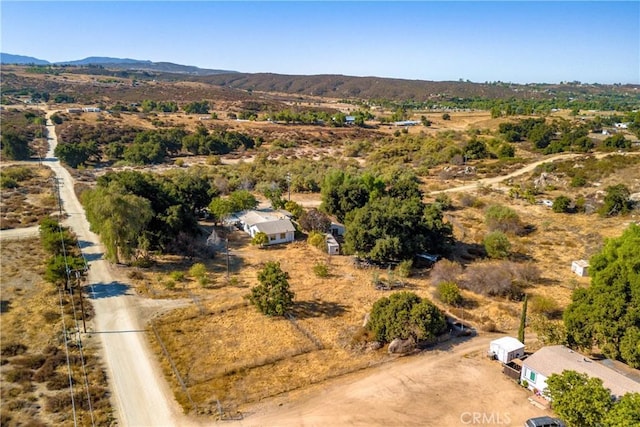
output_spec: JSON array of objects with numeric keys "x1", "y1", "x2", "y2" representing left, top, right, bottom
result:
[
  {"x1": 130, "y1": 151, "x2": 640, "y2": 416},
  {"x1": 0, "y1": 238, "x2": 114, "y2": 426},
  {"x1": 0, "y1": 164, "x2": 56, "y2": 230}
]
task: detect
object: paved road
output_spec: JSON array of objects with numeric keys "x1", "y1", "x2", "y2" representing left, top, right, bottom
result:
[{"x1": 41, "y1": 113, "x2": 196, "y2": 427}]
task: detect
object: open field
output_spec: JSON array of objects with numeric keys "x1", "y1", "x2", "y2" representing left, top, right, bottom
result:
[
  {"x1": 0, "y1": 238, "x2": 113, "y2": 426},
  {"x1": 0, "y1": 164, "x2": 56, "y2": 230}
]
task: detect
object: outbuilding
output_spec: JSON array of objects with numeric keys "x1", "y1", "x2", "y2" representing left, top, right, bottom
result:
[
  {"x1": 488, "y1": 336, "x2": 525, "y2": 364},
  {"x1": 571, "y1": 260, "x2": 589, "y2": 277}
]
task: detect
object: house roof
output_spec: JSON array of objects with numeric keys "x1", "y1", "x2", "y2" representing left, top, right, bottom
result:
[
  {"x1": 523, "y1": 345, "x2": 640, "y2": 398},
  {"x1": 253, "y1": 219, "x2": 295, "y2": 235},
  {"x1": 491, "y1": 336, "x2": 524, "y2": 352},
  {"x1": 236, "y1": 209, "x2": 291, "y2": 227}
]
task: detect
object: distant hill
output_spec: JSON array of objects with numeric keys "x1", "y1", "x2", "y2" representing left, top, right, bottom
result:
[
  {"x1": 195, "y1": 73, "x2": 640, "y2": 103},
  {"x1": 1, "y1": 53, "x2": 49, "y2": 65},
  {"x1": 57, "y1": 56, "x2": 151, "y2": 66},
  {"x1": 0, "y1": 53, "x2": 236, "y2": 76}
]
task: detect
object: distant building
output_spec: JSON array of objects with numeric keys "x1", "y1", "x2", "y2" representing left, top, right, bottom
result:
[
  {"x1": 521, "y1": 345, "x2": 640, "y2": 400},
  {"x1": 571, "y1": 260, "x2": 589, "y2": 277}
]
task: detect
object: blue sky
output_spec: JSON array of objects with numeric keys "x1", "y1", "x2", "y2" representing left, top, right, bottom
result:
[{"x1": 1, "y1": 1, "x2": 638, "y2": 84}]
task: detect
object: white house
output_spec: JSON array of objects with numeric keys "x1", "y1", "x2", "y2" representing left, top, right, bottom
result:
[
  {"x1": 488, "y1": 336, "x2": 525, "y2": 364},
  {"x1": 571, "y1": 260, "x2": 589, "y2": 277},
  {"x1": 520, "y1": 345, "x2": 640, "y2": 400},
  {"x1": 232, "y1": 209, "x2": 295, "y2": 246}
]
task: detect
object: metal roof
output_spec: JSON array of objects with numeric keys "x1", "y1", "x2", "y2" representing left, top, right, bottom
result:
[{"x1": 523, "y1": 345, "x2": 640, "y2": 399}]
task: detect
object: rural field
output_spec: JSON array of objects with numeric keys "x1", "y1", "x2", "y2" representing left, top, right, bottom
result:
[{"x1": 1, "y1": 63, "x2": 639, "y2": 426}]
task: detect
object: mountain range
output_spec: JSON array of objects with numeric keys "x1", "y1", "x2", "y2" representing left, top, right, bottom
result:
[{"x1": 0, "y1": 52, "x2": 235, "y2": 76}]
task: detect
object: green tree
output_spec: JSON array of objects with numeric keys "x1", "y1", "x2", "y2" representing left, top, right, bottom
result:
[
  {"x1": 437, "y1": 281, "x2": 462, "y2": 306},
  {"x1": 367, "y1": 292, "x2": 446, "y2": 343},
  {"x1": 82, "y1": 183, "x2": 153, "y2": 263},
  {"x1": 518, "y1": 295, "x2": 528, "y2": 344},
  {"x1": 564, "y1": 224, "x2": 640, "y2": 367},
  {"x1": 1, "y1": 131, "x2": 31, "y2": 160},
  {"x1": 249, "y1": 261, "x2": 294, "y2": 316},
  {"x1": 483, "y1": 231, "x2": 511, "y2": 259},
  {"x1": 603, "y1": 393, "x2": 640, "y2": 427},
  {"x1": 599, "y1": 184, "x2": 632, "y2": 217},
  {"x1": 545, "y1": 370, "x2": 613, "y2": 427},
  {"x1": 344, "y1": 196, "x2": 451, "y2": 262},
  {"x1": 284, "y1": 201, "x2": 304, "y2": 220},
  {"x1": 552, "y1": 195, "x2": 572, "y2": 213},
  {"x1": 619, "y1": 327, "x2": 640, "y2": 369},
  {"x1": 251, "y1": 231, "x2": 269, "y2": 247},
  {"x1": 463, "y1": 138, "x2": 489, "y2": 160}
]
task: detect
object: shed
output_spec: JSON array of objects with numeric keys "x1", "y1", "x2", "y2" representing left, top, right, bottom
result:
[
  {"x1": 571, "y1": 260, "x2": 589, "y2": 277},
  {"x1": 326, "y1": 234, "x2": 340, "y2": 255},
  {"x1": 489, "y1": 337, "x2": 525, "y2": 364}
]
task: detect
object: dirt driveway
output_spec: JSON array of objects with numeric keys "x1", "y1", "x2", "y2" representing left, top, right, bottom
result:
[{"x1": 235, "y1": 335, "x2": 550, "y2": 426}]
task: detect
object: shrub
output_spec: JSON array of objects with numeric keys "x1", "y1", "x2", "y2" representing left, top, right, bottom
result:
[
  {"x1": 552, "y1": 195, "x2": 572, "y2": 213},
  {"x1": 307, "y1": 231, "x2": 326, "y2": 251},
  {"x1": 484, "y1": 231, "x2": 511, "y2": 259},
  {"x1": 5, "y1": 367, "x2": 33, "y2": 383},
  {"x1": 396, "y1": 259, "x2": 413, "y2": 278},
  {"x1": 530, "y1": 295, "x2": 561, "y2": 318},
  {"x1": 251, "y1": 232, "x2": 269, "y2": 247},
  {"x1": 164, "y1": 280, "x2": 176, "y2": 290},
  {"x1": 430, "y1": 259, "x2": 463, "y2": 285},
  {"x1": 169, "y1": 271, "x2": 185, "y2": 282},
  {"x1": 313, "y1": 262, "x2": 329, "y2": 278},
  {"x1": 188, "y1": 263, "x2": 207, "y2": 279},
  {"x1": 462, "y1": 262, "x2": 523, "y2": 299},
  {"x1": 485, "y1": 204, "x2": 523, "y2": 235},
  {"x1": 437, "y1": 281, "x2": 462, "y2": 306}
]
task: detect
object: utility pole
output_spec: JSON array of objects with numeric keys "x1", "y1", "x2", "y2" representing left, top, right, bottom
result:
[
  {"x1": 286, "y1": 172, "x2": 291, "y2": 201},
  {"x1": 69, "y1": 269, "x2": 87, "y2": 333},
  {"x1": 226, "y1": 238, "x2": 230, "y2": 280}
]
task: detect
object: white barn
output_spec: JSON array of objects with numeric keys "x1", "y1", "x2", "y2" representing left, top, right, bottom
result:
[
  {"x1": 521, "y1": 345, "x2": 640, "y2": 400},
  {"x1": 326, "y1": 233, "x2": 340, "y2": 255},
  {"x1": 488, "y1": 337, "x2": 525, "y2": 364}
]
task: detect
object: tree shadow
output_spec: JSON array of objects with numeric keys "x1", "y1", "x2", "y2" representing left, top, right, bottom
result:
[
  {"x1": 78, "y1": 240, "x2": 95, "y2": 249},
  {"x1": 0, "y1": 300, "x2": 11, "y2": 313},
  {"x1": 451, "y1": 241, "x2": 486, "y2": 266},
  {"x1": 83, "y1": 252, "x2": 103, "y2": 262},
  {"x1": 87, "y1": 282, "x2": 130, "y2": 299},
  {"x1": 289, "y1": 300, "x2": 348, "y2": 319}
]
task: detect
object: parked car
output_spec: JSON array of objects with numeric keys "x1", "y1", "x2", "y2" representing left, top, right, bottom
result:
[{"x1": 525, "y1": 416, "x2": 566, "y2": 427}]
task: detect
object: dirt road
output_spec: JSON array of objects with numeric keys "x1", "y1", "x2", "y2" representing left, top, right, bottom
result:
[
  {"x1": 41, "y1": 113, "x2": 198, "y2": 427},
  {"x1": 432, "y1": 151, "x2": 640, "y2": 195}
]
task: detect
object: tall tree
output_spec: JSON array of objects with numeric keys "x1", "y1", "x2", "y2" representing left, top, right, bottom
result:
[
  {"x1": 545, "y1": 370, "x2": 613, "y2": 427},
  {"x1": 564, "y1": 224, "x2": 640, "y2": 367},
  {"x1": 82, "y1": 183, "x2": 153, "y2": 263}
]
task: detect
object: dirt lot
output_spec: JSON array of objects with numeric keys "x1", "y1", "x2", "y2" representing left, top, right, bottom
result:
[{"x1": 235, "y1": 335, "x2": 550, "y2": 426}]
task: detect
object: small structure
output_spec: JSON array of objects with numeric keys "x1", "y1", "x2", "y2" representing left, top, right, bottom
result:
[
  {"x1": 488, "y1": 336, "x2": 525, "y2": 364},
  {"x1": 329, "y1": 222, "x2": 345, "y2": 237},
  {"x1": 521, "y1": 345, "x2": 640, "y2": 400},
  {"x1": 571, "y1": 260, "x2": 589, "y2": 277},
  {"x1": 326, "y1": 233, "x2": 340, "y2": 255}
]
